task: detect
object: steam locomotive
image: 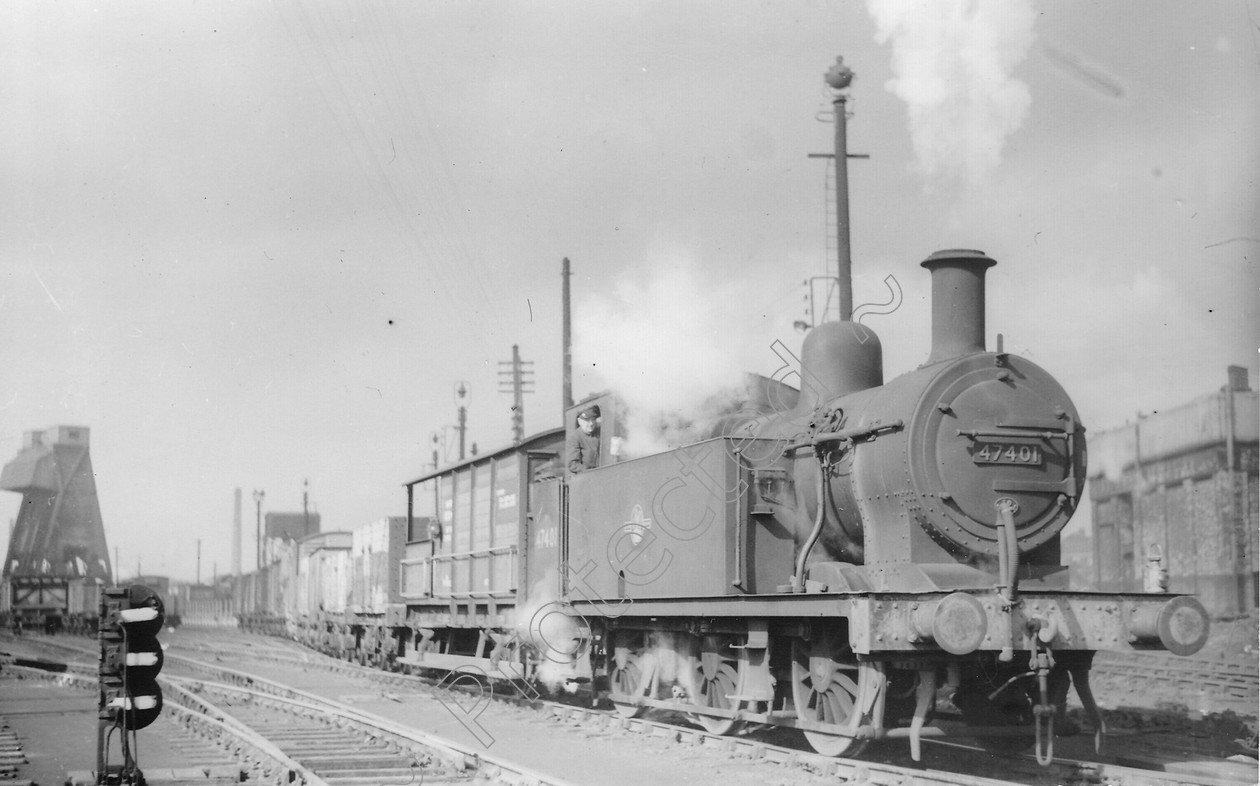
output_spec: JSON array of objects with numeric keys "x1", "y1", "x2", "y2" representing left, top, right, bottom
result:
[
  {"x1": 279, "y1": 248, "x2": 1201, "y2": 766},
  {"x1": 510, "y1": 250, "x2": 1204, "y2": 761}
]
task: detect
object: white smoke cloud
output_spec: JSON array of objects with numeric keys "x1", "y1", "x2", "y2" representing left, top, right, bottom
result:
[
  {"x1": 573, "y1": 253, "x2": 783, "y2": 456},
  {"x1": 866, "y1": 0, "x2": 1036, "y2": 185}
]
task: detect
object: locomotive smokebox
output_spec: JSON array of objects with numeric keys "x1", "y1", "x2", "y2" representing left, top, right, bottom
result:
[{"x1": 921, "y1": 249, "x2": 996, "y2": 364}]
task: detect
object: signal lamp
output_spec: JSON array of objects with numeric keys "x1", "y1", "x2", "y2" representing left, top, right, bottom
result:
[{"x1": 99, "y1": 585, "x2": 165, "y2": 731}]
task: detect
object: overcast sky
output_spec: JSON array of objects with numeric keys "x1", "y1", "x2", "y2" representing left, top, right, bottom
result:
[{"x1": 2, "y1": 1, "x2": 1256, "y2": 582}]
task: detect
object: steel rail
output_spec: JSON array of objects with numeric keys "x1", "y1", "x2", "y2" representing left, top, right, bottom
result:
[
  {"x1": 2, "y1": 664, "x2": 320, "y2": 786},
  {"x1": 165, "y1": 653, "x2": 585, "y2": 786}
]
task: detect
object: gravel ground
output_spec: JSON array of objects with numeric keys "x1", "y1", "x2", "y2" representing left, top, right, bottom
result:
[{"x1": 1080, "y1": 613, "x2": 1259, "y2": 766}]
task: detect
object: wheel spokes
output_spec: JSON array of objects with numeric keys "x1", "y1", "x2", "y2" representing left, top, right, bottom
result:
[
  {"x1": 612, "y1": 660, "x2": 641, "y2": 695},
  {"x1": 685, "y1": 638, "x2": 746, "y2": 736},
  {"x1": 790, "y1": 634, "x2": 874, "y2": 757},
  {"x1": 608, "y1": 633, "x2": 647, "y2": 719},
  {"x1": 697, "y1": 662, "x2": 738, "y2": 709}
]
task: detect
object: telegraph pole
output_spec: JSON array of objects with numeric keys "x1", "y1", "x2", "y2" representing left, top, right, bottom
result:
[
  {"x1": 562, "y1": 258, "x2": 573, "y2": 413},
  {"x1": 430, "y1": 431, "x2": 441, "y2": 518},
  {"x1": 232, "y1": 487, "x2": 242, "y2": 579},
  {"x1": 807, "y1": 56, "x2": 865, "y2": 325},
  {"x1": 252, "y1": 489, "x2": 265, "y2": 571},
  {"x1": 455, "y1": 383, "x2": 470, "y2": 460},
  {"x1": 499, "y1": 344, "x2": 535, "y2": 443},
  {"x1": 827, "y1": 56, "x2": 855, "y2": 321}
]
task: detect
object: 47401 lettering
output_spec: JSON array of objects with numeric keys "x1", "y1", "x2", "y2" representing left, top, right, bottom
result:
[{"x1": 972, "y1": 442, "x2": 1043, "y2": 465}]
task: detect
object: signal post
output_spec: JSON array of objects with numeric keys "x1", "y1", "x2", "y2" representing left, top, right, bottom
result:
[{"x1": 96, "y1": 585, "x2": 165, "y2": 786}]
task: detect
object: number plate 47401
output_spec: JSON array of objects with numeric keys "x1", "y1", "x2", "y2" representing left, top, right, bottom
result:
[{"x1": 972, "y1": 443, "x2": 1043, "y2": 465}]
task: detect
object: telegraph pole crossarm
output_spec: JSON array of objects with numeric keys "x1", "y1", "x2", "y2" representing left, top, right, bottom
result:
[
  {"x1": 498, "y1": 344, "x2": 535, "y2": 444},
  {"x1": 454, "y1": 383, "x2": 470, "y2": 461}
]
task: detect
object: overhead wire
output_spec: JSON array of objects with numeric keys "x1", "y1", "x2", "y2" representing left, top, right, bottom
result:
[
  {"x1": 274, "y1": 2, "x2": 509, "y2": 357},
  {"x1": 355, "y1": 2, "x2": 511, "y2": 333}
]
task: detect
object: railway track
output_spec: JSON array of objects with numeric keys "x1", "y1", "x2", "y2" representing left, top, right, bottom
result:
[
  {"x1": 162, "y1": 631, "x2": 1260, "y2": 786},
  {"x1": 161, "y1": 673, "x2": 549, "y2": 785},
  {"x1": 3, "y1": 635, "x2": 571, "y2": 785},
  {"x1": 4, "y1": 663, "x2": 483, "y2": 786},
  {"x1": 1, "y1": 663, "x2": 294, "y2": 785},
  {"x1": 7, "y1": 630, "x2": 1256, "y2": 786}
]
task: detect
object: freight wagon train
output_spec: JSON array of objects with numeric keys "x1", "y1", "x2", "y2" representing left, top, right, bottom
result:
[
  {"x1": 238, "y1": 250, "x2": 1210, "y2": 765},
  {"x1": 1, "y1": 574, "x2": 181, "y2": 635},
  {"x1": 1, "y1": 575, "x2": 103, "y2": 635}
]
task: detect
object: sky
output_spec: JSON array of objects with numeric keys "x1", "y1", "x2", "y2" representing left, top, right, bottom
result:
[{"x1": 2, "y1": 1, "x2": 1257, "y2": 583}]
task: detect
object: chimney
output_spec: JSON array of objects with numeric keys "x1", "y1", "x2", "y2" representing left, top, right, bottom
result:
[
  {"x1": 921, "y1": 249, "x2": 997, "y2": 364},
  {"x1": 233, "y1": 487, "x2": 242, "y2": 578},
  {"x1": 1226, "y1": 365, "x2": 1250, "y2": 392}
]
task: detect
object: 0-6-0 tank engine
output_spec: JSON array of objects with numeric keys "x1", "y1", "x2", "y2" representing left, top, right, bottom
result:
[{"x1": 558, "y1": 248, "x2": 1209, "y2": 764}]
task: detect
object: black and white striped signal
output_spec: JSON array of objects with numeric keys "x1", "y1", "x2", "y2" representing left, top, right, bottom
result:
[{"x1": 99, "y1": 585, "x2": 165, "y2": 731}]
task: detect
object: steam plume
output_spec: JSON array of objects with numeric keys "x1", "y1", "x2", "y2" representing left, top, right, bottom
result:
[
  {"x1": 866, "y1": 0, "x2": 1036, "y2": 185},
  {"x1": 573, "y1": 254, "x2": 776, "y2": 456}
]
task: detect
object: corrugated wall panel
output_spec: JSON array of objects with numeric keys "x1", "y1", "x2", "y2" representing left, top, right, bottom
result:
[
  {"x1": 369, "y1": 551, "x2": 388, "y2": 611},
  {"x1": 492, "y1": 457, "x2": 519, "y2": 546},
  {"x1": 335, "y1": 551, "x2": 351, "y2": 613},
  {"x1": 470, "y1": 465, "x2": 492, "y2": 595},
  {"x1": 453, "y1": 469, "x2": 472, "y2": 595},
  {"x1": 438, "y1": 476, "x2": 453, "y2": 553},
  {"x1": 472, "y1": 466, "x2": 492, "y2": 551},
  {"x1": 453, "y1": 472, "x2": 471, "y2": 551},
  {"x1": 401, "y1": 541, "x2": 431, "y2": 598},
  {"x1": 435, "y1": 476, "x2": 453, "y2": 596},
  {"x1": 350, "y1": 518, "x2": 400, "y2": 613}
]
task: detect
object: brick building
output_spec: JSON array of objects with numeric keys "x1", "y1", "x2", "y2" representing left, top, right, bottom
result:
[{"x1": 1088, "y1": 366, "x2": 1258, "y2": 617}]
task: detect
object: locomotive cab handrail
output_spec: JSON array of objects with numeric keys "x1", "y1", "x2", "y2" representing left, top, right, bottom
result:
[{"x1": 957, "y1": 427, "x2": 1065, "y2": 440}]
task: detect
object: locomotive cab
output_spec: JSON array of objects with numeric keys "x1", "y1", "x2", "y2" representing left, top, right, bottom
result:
[{"x1": 563, "y1": 392, "x2": 626, "y2": 474}]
